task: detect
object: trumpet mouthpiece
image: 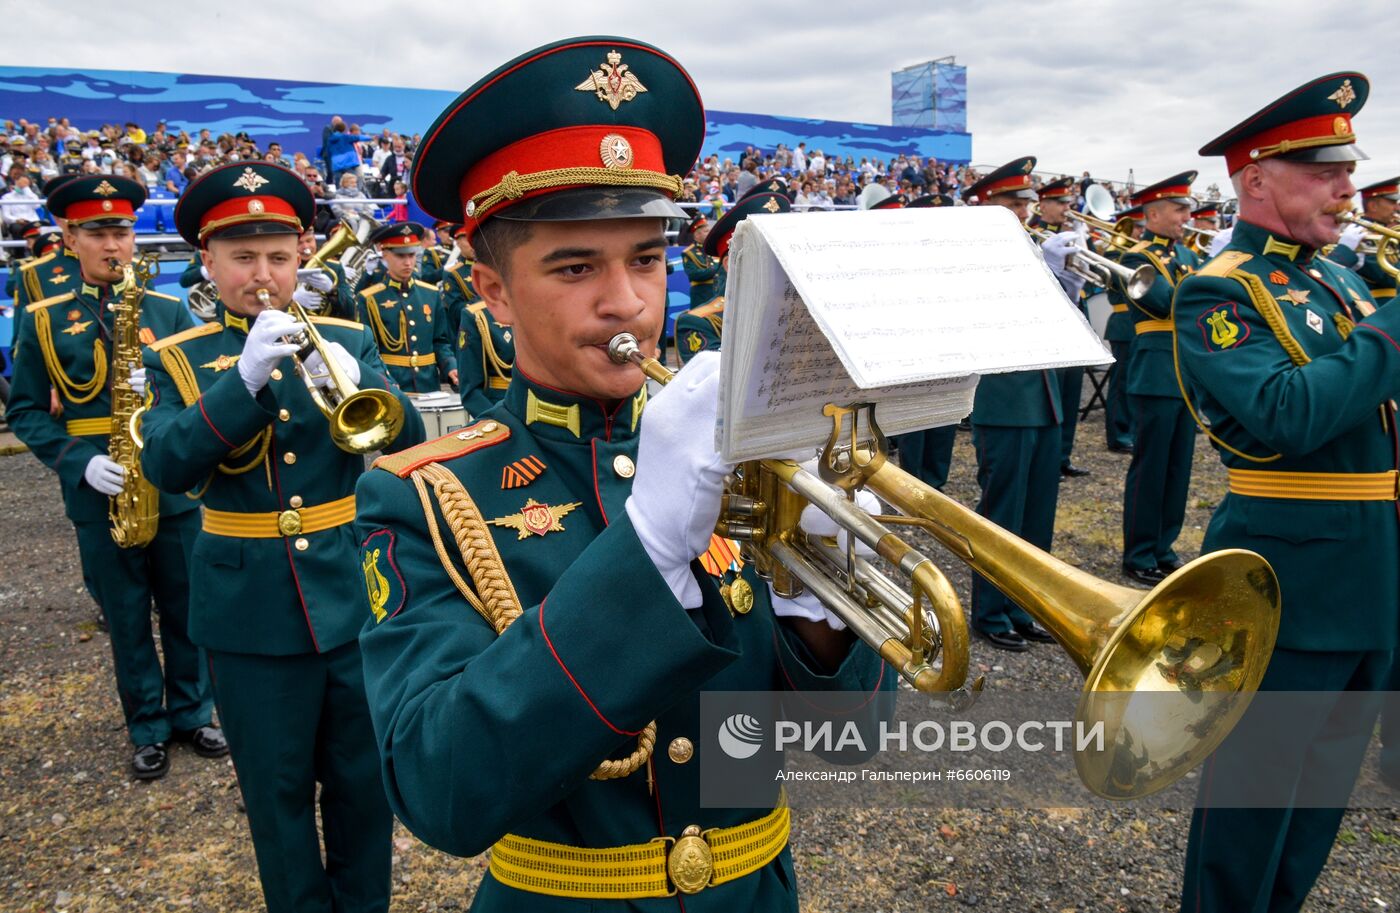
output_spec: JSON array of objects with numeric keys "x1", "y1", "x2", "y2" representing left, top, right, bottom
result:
[{"x1": 607, "y1": 333, "x2": 640, "y2": 365}]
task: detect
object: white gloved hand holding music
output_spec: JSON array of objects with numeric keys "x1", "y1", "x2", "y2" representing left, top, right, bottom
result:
[
  {"x1": 296, "y1": 268, "x2": 334, "y2": 292},
  {"x1": 300, "y1": 340, "x2": 361, "y2": 389},
  {"x1": 127, "y1": 367, "x2": 146, "y2": 397},
  {"x1": 237, "y1": 308, "x2": 304, "y2": 396},
  {"x1": 84, "y1": 454, "x2": 126, "y2": 496},
  {"x1": 1337, "y1": 222, "x2": 1368, "y2": 251},
  {"x1": 625, "y1": 351, "x2": 732, "y2": 609},
  {"x1": 769, "y1": 486, "x2": 882, "y2": 631}
]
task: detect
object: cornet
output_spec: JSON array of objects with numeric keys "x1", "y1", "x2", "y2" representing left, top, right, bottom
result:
[
  {"x1": 1338, "y1": 211, "x2": 1400, "y2": 281},
  {"x1": 1028, "y1": 223, "x2": 1155, "y2": 300},
  {"x1": 256, "y1": 288, "x2": 406, "y2": 453},
  {"x1": 609, "y1": 333, "x2": 1280, "y2": 798}
]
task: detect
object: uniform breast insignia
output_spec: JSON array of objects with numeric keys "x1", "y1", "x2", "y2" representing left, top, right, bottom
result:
[
  {"x1": 1278, "y1": 288, "x2": 1311, "y2": 306},
  {"x1": 360, "y1": 529, "x2": 406, "y2": 623},
  {"x1": 686, "y1": 331, "x2": 703, "y2": 353},
  {"x1": 1269, "y1": 270, "x2": 1289, "y2": 286},
  {"x1": 488, "y1": 498, "x2": 582, "y2": 539},
  {"x1": 501, "y1": 456, "x2": 546, "y2": 489},
  {"x1": 575, "y1": 50, "x2": 648, "y2": 111},
  {"x1": 61, "y1": 319, "x2": 93, "y2": 336},
  {"x1": 50, "y1": 272, "x2": 71, "y2": 284},
  {"x1": 1306, "y1": 309, "x2": 1325, "y2": 335},
  {"x1": 138, "y1": 327, "x2": 156, "y2": 346},
  {"x1": 200, "y1": 354, "x2": 241, "y2": 372},
  {"x1": 1200, "y1": 304, "x2": 1248, "y2": 351},
  {"x1": 423, "y1": 304, "x2": 432, "y2": 319}
]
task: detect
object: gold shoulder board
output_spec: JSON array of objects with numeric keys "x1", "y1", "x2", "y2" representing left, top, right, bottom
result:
[
  {"x1": 309, "y1": 315, "x2": 364, "y2": 331},
  {"x1": 1195, "y1": 250, "x2": 1253, "y2": 279},
  {"x1": 359, "y1": 283, "x2": 386, "y2": 299},
  {"x1": 18, "y1": 251, "x2": 56, "y2": 275},
  {"x1": 147, "y1": 321, "x2": 222, "y2": 352},
  {"x1": 145, "y1": 290, "x2": 182, "y2": 302},
  {"x1": 413, "y1": 279, "x2": 439, "y2": 291},
  {"x1": 466, "y1": 301, "x2": 489, "y2": 315},
  {"x1": 26, "y1": 290, "x2": 76, "y2": 313},
  {"x1": 373, "y1": 419, "x2": 512, "y2": 478}
]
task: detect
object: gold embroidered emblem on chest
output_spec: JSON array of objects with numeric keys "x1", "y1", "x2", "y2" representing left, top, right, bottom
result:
[{"x1": 489, "y1": 498, "x2": 583, "y2": 539}]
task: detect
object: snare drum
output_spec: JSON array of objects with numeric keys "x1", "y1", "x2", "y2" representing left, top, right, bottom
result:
[{"x1": 410, "y1": 391, "x2": 470, "y2": 438}]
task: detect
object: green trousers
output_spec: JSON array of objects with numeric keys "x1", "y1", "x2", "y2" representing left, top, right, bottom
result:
[
  {"x1": 1181, "y1": 647, "x2": 1389, "y2": 913},
  {"x1": 208, "y1": 641, "x2": 392, "y2": 913},
  {"x1": 1058, "y1": 366, "x2": 1084, "y2": 468},
  {"x1": 74, "y1": 511, "x2": 210, "y2": 746},
  {"x1": 895, "y1": 425, "x2": 956, "y2": 490},
  {"x1": 1122, "y1": 394, "x2": 1194, "y2": 571},
  {"x1": 1380, "y1": 654, "x2": 1400, "y2": 785},
  {"x1": 969, "y1": 424, "x2": 1060, "y2": 634},
  {"x1": 1105, "y1": 339, "x2": 1134, "y2": 449}
]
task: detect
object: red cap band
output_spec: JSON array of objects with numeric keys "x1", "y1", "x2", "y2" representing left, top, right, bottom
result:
[
  {"x1": 1224, "y1": 112, "x2": 1355, "y2": 174},
  {"x1": 199, "y1": 194, "x2": 301, "y2": 241},
  {"x1": 65, "y1": 199, "x2": 136, "y2": 224}
]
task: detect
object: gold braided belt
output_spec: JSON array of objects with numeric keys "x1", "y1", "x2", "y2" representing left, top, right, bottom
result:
[
  {"x1": 489, "y1": 794, "x2": 789, "y2": 899},
  {"x1": 487, "y1": 376, "x2": 510, "y2": 390},
  {"x1": 1134, "y1": 318, "x2": 1174, "y2": 335},
  {"x1": 381, "y1": 352, "x2": 436, "y2": 368},
  {"x1": 1227, "y1": 468, "x2": 1399, "y2": 501},
  {"x1": 1110, "y1": 303, "x2": 1130, "y2": 313},
  {"x1": 202, "y1": 494, "x2": 357, "y2": 537},
  {"x1": 66, "y1": 416, "x2": 111, "y2": 437}
]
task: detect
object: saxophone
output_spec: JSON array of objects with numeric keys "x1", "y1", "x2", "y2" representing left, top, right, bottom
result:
[{"x1": 108, "y1": 257, "x2": 161, "y2": 548}]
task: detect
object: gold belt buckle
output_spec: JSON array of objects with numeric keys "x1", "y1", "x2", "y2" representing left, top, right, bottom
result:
[
  {"x1": 410, "y1": 353, "x2": 421, "y2": 368},
  {"x1": 661, "y1": 825, "x2": 715, "y2": 895},
  {"x1": 277, "y1": 508, "x2": 303, "y2": 536}
]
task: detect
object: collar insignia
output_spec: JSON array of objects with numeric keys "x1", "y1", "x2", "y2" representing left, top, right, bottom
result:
[
  {"x1": 501, "y1": 455, "x2": 546, "y2": 490},
  {"x1": 575, "y1": 50, "x2": 648, "y2": 111},
  {"x1": 1279, "y1": 288, "x2": 1311, "y2": 306},
  {"x1": 1328, "y1": 79, "x2": 1357, "y2": 109},
  {"x1": 200, "y1": 354, "x2": 241, "y2": 372},
  {"x1": 1262, "y1": 236, "x2": 1302, "y2": 261},
  {"x1": 61, "y1": 319, "x2": 92, "y2": 336},
  {"x1": 489, "y1": 498, "x2": 582, "y2": 539},
  {"x1": 93, "y1": 180, "x2": 118, "y2": 197},
  {"x1": 233, "y1": 167, "x2": 269, "y2": 193},
  {"x1": 524, "y1": 389, "x2": 581, "y2": 437}
]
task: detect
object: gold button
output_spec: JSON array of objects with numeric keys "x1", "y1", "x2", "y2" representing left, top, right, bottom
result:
[
  {"x1": 294, "y1": 537, "x2": 309, "y2": 551},
  {"x1": 289, "y1": 495, "x2": 304, "y2": 508},
  {"x1": 278, "y1": 409, "x2": 290, "y2": 422},
  {"x1": 410, "y1": 335, "x2": 418, "y2": 341},
  {"x1": 270, "y1": 368, "x2": 283, "y2": 381},
  {"x1": 283, "y1": 452, "x2": 297, "y2": 465},
  {"x1": 668, "y1": 737, "x2": 694, "y2": 764},
  {"x1": 613, "y1": 454, "x2": 636, "y2": 479}
]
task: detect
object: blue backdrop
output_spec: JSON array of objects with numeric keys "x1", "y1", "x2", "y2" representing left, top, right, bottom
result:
[{"x1": 0, "y1": 66, "x2": 971, "y2": 166}]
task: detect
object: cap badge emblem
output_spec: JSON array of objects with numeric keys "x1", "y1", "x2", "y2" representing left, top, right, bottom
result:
[
  {"x1": 599, "y1": 133, "x2": 633, "y2": 169},
  {"x1": 233, "y1": 168, "x2": 269, "y2": 193},
  {"x1": 763, "y1": 198, "x2": 781, "y2": 213},
  {"x1": 576, "y1": 50, "x2": 648, "y2": 111},
  {"x1": 1328, "y1": 79, "x2": 1357, "y2": 109},
  {"x1": 93, "y1": 180, "x2": 118, "y2": 197}
]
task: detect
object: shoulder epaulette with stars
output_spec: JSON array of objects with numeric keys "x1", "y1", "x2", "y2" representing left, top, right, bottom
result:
[
  {"x1": 372, "y1": 419, "x2": 511, "y2": 478},
  {"x1": 359, "y1": 283, "x2": 387, "y2": 299},
  {"x1": 147, "y1": 321, "x2": 222, "y2": 352},
  {"x1": 26, "y1": 290, "x2": 76, "y2": 313}
]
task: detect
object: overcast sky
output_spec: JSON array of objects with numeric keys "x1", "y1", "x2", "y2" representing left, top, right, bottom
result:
[{"x1": 6, "y1": 0, "x2": 1400, "y2": 196}]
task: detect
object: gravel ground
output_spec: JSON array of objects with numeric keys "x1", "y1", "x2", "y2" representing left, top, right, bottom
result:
[{"x1": 1, "y1": 416, "x2": 1397, "y2": 912}]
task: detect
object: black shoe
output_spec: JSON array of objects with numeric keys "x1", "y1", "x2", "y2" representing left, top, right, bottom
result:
[
  {"x1": 1013, "y1": 621, "x2": 1056, "y2": 644},
  {"x1": 173, "y1": 725, "x2": 229, "y2": 758},
  {"x1": 1123, "y1": 565, "x2": 1168, "y2": 587},
  {"x1": 1157, "y1": 557, "x2": 1185, "y2": 574},
  {"x1": 975, "y1": 629, "x2": 1029, "y2": 652},
  {"x1": 132, "y1": 743, "x2": 170, "y2": 780},
  {"x1": 1061, "y1": 463, "x2": 1091, "y2": 478},
  {"x1": 1107, "y1": 443, "x2": 1133, "y2": 454}
]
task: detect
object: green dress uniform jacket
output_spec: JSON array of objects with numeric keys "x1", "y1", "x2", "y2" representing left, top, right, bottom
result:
[
  {"x1": 1174, "y1": 218, "x2": 1400, "y2": 913},
  {"x1": 355, "y1": 372, "x2": 890, "y2": 910},
  {"x1": 682, "y1": 243, "x2": 724, "y2": 308},
  {"x1": 440, "y1": 258, "x2": 480, "y2": 353},
  {"x1": 10, "y1": 246, "x2": 81, "y2": 337},
  {"x1": 1119, "y1": 235, "x2": 1200, "y2": 572},
  {"x1": 357, "y1": 277, "x2": 455, "y2": 393},
  {"x1": 455, "y1": 301, "x2": 513, "y2": 419},
  {"x1": 675, "y1": 297, "x2": 723, "y2": 364},
  {"x1": 139, "y1": 303, "x2": 426, "y2": 913},
  {"x1": 8, "y1": 280, "x2": 211, "y2": 747},
  {"x1": 1326, "y1": 241, "x2": 1399, "y2": 304}
]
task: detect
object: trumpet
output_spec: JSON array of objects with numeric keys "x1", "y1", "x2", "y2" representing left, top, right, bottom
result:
[
  {"x1": 1063, "y1": 183, "x2": 1140, "y2": 252},
  {"x1": 1338, "y1": 211, "x2": 1400, "y2": 281},
  {"x1": 256, "y1": 288, "x2": 406, "y2": 453},
  {"x1": 1028, "y1": 225, "x2": 1155, "y2": 300},
  {"x1": 610, "y1": 332, "x2": 1280, "y2": 798}
]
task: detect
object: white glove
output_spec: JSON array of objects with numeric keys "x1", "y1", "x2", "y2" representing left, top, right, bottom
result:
[
  {"x1": 297, "y1": 268, "x2": 334, "y2": 292},
  {"x1": 300, "y1": 340, "x2": 361, "y2": 388},
  {"x1": 1337, "y1": 222, "x2": 1367, "y2": 251},
  {"x1": 1039, "y1": 231, "x2": 1082, "y2": 279},
  {"x1": 769, "y1": 487, "x2": 882, "y2": 631},
  {"x1": 625, "y1": 351, "x2": 731, "y2": 608},
  {"x1": 292, "y1": 286, "x2": 324, "y2": 310},
  {"x1": 1208, "y1": 226, "x2": 1234, "y2": 258},
  {"x1": 237, "y1": 308, "x2": 304, "y2": 396},
  {"x1": 200, "y1": 264, "x2": 212, "y2": 283},
  {"x1": 84, "y1": 454, "x2": 126, "y2": 496},
  {"x1": 128, "y1": 367, "x2": 146, "y2": 397}
]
